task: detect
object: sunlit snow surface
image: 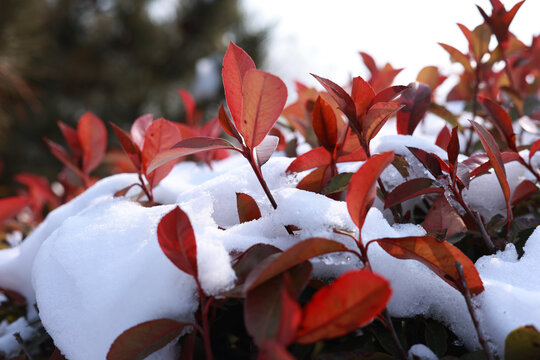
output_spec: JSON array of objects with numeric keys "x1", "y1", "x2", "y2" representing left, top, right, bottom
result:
[{"x1": 0, "y1": 133, "x2": 539, "y2": 358}]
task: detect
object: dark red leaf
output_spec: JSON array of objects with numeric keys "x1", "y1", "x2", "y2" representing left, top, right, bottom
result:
[
  {"x1": 447, "y1": 127, "x2": 460, "y2": 183},
  {"x1": 346, "y1": 152, "x2": 394, "y2": 231},
  {"x1": 311, "y1": 74, "x2": 357, "y2": 126},
  {"x1": 44, "y1": 138, "x2": 85, "y2": 179},
  {"x1": 236, "y1": 193, "x2": 262, "y2": 223},
  {"x1": 407, "y1": 147, "x2": 448, "y2": 178},
  {"x1": 529, "y1": 138, "x2": 540, "y2": 161},
  {"x1": 295, "y1": 270, "x2": 391, "y2": 344},
  {"x1": 511, "y1": 180, "x2": 538, "y2": 205},
  {"x1": 111, "y1": 123, "x2": 141, "y2": 170},
  {"x1": 77, "y1": 112, "x2": 107, "y2": 174},
  {"x1": 107, "y1": 318, "x2": 188, "y2": 360},
  {"x1": 363, "y1": 102, "x2": 403, "y2": 145},
  {"x1": 469, "y1": 120, "x2": 513, "y2": 228},
  {"x1": 435, "y1": 126, "x2": 451, "y2": 151},
  {"x1": 351, "y1": 76, "x2": 375, "y2": 120},
  {"x1": 396, "y1": 82, "x2": 431, "y2": 135},
  {"x1": 244, "y1": 237, "x2": 353, "y2": 293},
  {"x1": 157, "y1": 206, "x2": 198, "y2": 278},
  {"x1": 131, "y1": 114, "x2": 154, "y2": 149},
  {"x1": 142, "y1": 119, "x2": 182, "y2": 188},
  {"x1": 148, "y1": 137, "x2": 238, "y2": 173},
  {"x1": 245, "y1": 265, "x2": 309, "y2": 347},
  {"x1": 479, "y1": 96, "x2": 517, "y2": 152},
  {"x1": 57, "y1": 121, "x2": 82, "y2": 160},
  {"x1": 375, "y1": 236, "x2": 484, "y2": 295},
  {"x1": 240, "y1": 69, "x2": 287, "y2": 149},
  {"x1": 223, "y1": 42, "x2": 256, "y2": 125},
  {"x1": 370, "y1": 85, "x2": 409, "y2": 107},
  {"x1": 0, "y1": 287, "x2": 26, "y2": 306},
  {"x1": 257, "y1": 340, "x2": 295, "y2": 360},
  {"x1": 423, "y1": 195, "x2": 467, "y2": 238},
  {"x1": 359, "y1": 52, "x2": 378, "y2": 75},
  {"x1": 469, "y1": 151, "x2": 520, "y2": 178},
  {"x1": 286, "y1": 147, "x2": 331, "y2": 174},
  {"x1": 312, "y1": 96, "x2": 338, "y2": 152},
  {"x1": 384, "y1": 178, "x2": 443, "y2": 208},
  {"x1": 48, "y1": 348, "x2": 67, "y2": 360}
]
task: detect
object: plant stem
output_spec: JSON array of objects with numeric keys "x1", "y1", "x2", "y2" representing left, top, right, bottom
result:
[
  {"x1": 138, "y1": 174, "x2": 153, "y2": 202},
  {"x1": 382, "y1": 310, "x2": 407, "y2": 360},
  {"x1": 465, "y1": 65, "x2": 482, "y2": 155},
  {"x1": 519, "y1": 157, "x2": 540, "y2": 183},
  {"x1": 196, "y1": 283, "x2": 214, "y2": 360},
  {"x1": 247, "y1": 153, "x2": 294, "y2": 235},
  {"x1": 13, "y1": 333, "x2": 35, "y2": 360},
  {"x1": 455, "y1": 262, "x2": 495, "y2": 360}
]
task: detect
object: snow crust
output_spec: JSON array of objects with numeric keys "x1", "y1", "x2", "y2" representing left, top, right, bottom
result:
[{"x1": 0, "y1": 133, "x2": 539, "y2": 358}]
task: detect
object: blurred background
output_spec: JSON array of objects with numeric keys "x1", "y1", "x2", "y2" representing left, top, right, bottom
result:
[{"x1": 1, "y1": 0, "x2": 538, "y2": 188}]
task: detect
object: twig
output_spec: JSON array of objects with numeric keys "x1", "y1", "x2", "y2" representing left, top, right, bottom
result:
[
  {"x1": 455, "y1": 262, "x2": 494, "y2": 360},
  {"x1": 382, "y1": 310, "x2": 407, "y2": 360},
  {"x1": 13, "y1": 332, "x2": 35, "y2": 360}
]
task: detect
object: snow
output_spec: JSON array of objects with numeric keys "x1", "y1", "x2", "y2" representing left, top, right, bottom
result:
[
  {"x1": 0, "y1": 317, "x2": 36, "y2": 358},
  {"x1": 408, "y1": 344, "x2": 438, "y2": 360},
  {"x1": 0, "y1": 132, "x2": 539, "y2": 358}
]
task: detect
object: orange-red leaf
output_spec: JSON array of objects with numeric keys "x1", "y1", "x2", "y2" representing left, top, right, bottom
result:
[
  {"x1": 438, "y1": 43, "x2": 473, "y2": 73},
  {"x1": 346, "y1": 152, "x2": 394, "y2": 231},
  {"x1": 295, "y1": 270, "x2": 391, "y2": 344},
  {"x1": 296, "y1": 166, "x2": 332, "y2": 194},
  {"x1": 312, "y1": 96, "x2": 338, "y2": 152},
  {"x1": 157, "y1": 206, "x2": 198, "y2": 278},
  {"x1": 178, "y1": 88, "x2": 196, "y2": 126},
  {"x1": 240, "y1": 70, "x2": 287, "y2": 149},
  {"x1": 223, "y1": 42, "x2": 256, "y2": 125},
  {"x1": 0, "y1": 196, "x2": 29, "y2": 223},
  {"x1": 311, "y1": 74, "x2": 357, "y2": 126},
  {"x1": 142, "y1": 119, "x2": 182, "y2": 188},
  {"x1": 423, "y1": 195, "x2": 467, "y2": 238},
  {"x1": 236, "y1": 192, "x2": 262, "y2": 223},
  {"x1": 375, "y1": 236, "x2": 484, "y2": 295},
  {"x1": 286, "y1": 147, "x2": 331, "y2": 174},
  {"x1": 77, "y1": 112, "x2": 107, "y2": 174},
  {"x1": 218, "y1": 103, "x2": 242, "y2": 142},
  {"x1": 107, "y1": 318, "x2": 188, "y2": 360},
  {"x1": 363, "y1": 102, "x2": 403, "y2": 145},
  {"x1": 244, "y1": 237, "x2": 353, "y2": 293},
  {"x1": 351, "y1": 76, "x2": 375, "y2": 120}
]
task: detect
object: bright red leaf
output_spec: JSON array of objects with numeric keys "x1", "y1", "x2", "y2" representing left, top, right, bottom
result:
[
  {"x1": 312, "y1": 96, "x2": 338, "y2": 152},
  {"x1": 295, "y1": 270, "x2": 391, "y2": 344},
  {"x1": 111, "y1": 123, "x2": 141, "y2": 170},
  {"x1": 0, "y1": 196, "x2": 29, "y2": 223},
  {"x1": 77, "y1": 112, "x2": 107, "y2": 174},
  {"x1": 286, "y1": 147, "x2": 332, "y2": 174},
  {"x1": 397, "y1": 83, "x2": 431, "y2": 135},
  {"x1": 236, "y1": 193, "x2": 262, "y2": 223},
  {"x1": 436, "y1": 126, "x2": 451, "y2": 151},
  {"x1": 157, "y1": 206, "x2": 198, "y2": 278},
  {"x1": 311, "y1": 74, "x2": 357, "y2": 126},
  {"x1": 346, "y1": 151, "x2": 394, "y2": 232},
  {"x1": 384, "y1": 178, "x2": 443, "y2": 209}
]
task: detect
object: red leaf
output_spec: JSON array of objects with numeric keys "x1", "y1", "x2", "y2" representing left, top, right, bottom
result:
[
  {"x1": 362, "y1": 102, "x2": 403, "y2": 145},
  {"x1": 111, "y1": 123, "x2": 141, "y2": 170},
  {"x1": 447, "y1": 127, "x2": 460, "y2": 182},
  {"x1": 107, "y1": 318, "x2": 188, "y2": 360},
  {"x1": 44, "y1": 138, "x2": 85, "y2": 180},
  {"x1": 236, "y1": 193, "x2": 262, "y2": 223},
  {"x1": 295, "y1": 270, "x2": 391, "y2": 344},
  {"x1": 218, "y1": 103, "x2": 243, "y2": 142},
  {"x1": 57, "y1": 121, "x2": 82, "y2": 160},
  {"x1": 375, "y1": 236, "x2": 484, "y2": 295},
  {"x1": 511, "y1": 180, "x2": 538, "y2": 205},
  {"x1": 48, "y1": 348, "x2": 67, "y2": 360},
  {"x1": 147, "y1": 137, "x2": 238, "y2": 174},
  {"x1": 312, "y1": 96, "x2": 338, "y2": 152},
  {"x1": 529, "y1": 138, "x2": 540, "y2": 161},
  {"x1": 336, "y1": 147, "x2": 368, "y2": 163},
  {"x1": 384, "y1": 178, "x2": 443, "y2": 208},
  {"x1": 244, "y1": 237, "x2": 353, "y2": 293},
  {"x1": 370, "y1": 85, "x2": 409, "y2": 107},
  {"x1": 245, "y1": 265, "x2": 309, "y2": 347},
  {"x1": 77, "y1": 112, "x2": 107, "y2": 174},
  {"x1": 157, "y1": 206, "x2": 198, "y2": 278},
  {"x1": 296, "y1": 166, "x2": 332, "y2": 194},
  {"x1": 479, "y1": 96, "x2": 517, "y2": 152},
  {"x1": 15, "y1": 173, "x2": 58, "y2": 214},
  {"x1": 407, "y1": 147, "x2": 448, "y2": 178},
  {"x1": 0, "y1": 287, "x2": 26, "y2": 306},
  {"x1": 131, "y1": 114, "x2": 154, "y2": 149},
  {"x1": 438, "y1": 43, "x2": 473, "y2": 73},
  {"x1": 286, "y1": 147, "x2": 331, "y2": 174},
  {"x1": 178, "y1": 88, "x2": 197, "y2": 126},
  {"x1": 469, "y1": 120, "x2": 513, "y2": 229},
  {"x1": 142, "y1": 119, "x2": 182, "y2": 188},
  {"x1": 240, "y1": 69, "x2": 288, "y2": 149},
  {"x1": 346, "y1": 152, "x2": 394, "y2": 231},
  {"x1": 359, "y1": 52, "x2": 378, "y2": 75},
  {"x1": 436, "y1": 126, "x2": 451, "y2": 151},
  {"x1": 423, "y1": 195, "x2": 467, "y2": 238},
  {"x1": 396, "y1": 83, "x2": 431, "y2": 135},
  {"x1": 311, "y1": 74, "x2": 357, "y2": 126},
  {"x1": 469, "y1": 152, "x2": 520, "y2": 178},
  {"x1": 223, "y1": 42, "x2": 256, "y2": 125},
  {"x1": 351, "y1": 76, "x2": 375, "y2": 121}
]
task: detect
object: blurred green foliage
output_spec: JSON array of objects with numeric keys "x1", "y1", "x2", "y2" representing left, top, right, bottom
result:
[{"x1": 0, "y1": 0, "x2": 265, "y2": 186}]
